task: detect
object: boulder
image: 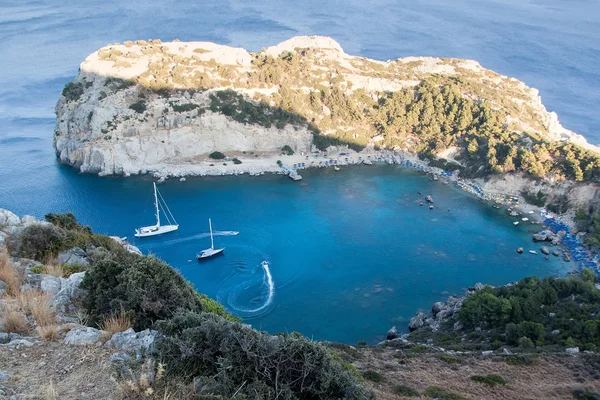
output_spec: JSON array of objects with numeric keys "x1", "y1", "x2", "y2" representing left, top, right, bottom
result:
[
  {"x1": 0, "y1": 280, "x2": 7, "y2": 296},
  {"x1": 435, "y1": 309, "x2": 451, "y2": 322},
  {"x1": 432, "y1": 302, "x2": 446, "y2": 315},
  {"x1": 56, "y1": 271, "x2": 87, "y2": 299},
  {"x1": 56, "y1": 247, "x2": 89, "y2": 267},
  {"x1": 453, "y1": 321, "x2": 464, "y2": 331},
  {"x1": 481, "y1": 350, "x2": 493, "y2": 357},
  {"x1": 2, "y1": 339, "x2": 35, "y2": 349},
  {"x1": 552, "y1": 249, "x2": 560, "y2": 257},
  {"x1": 502, "y1": 348, "x2": 512, "y2": 355},
  {"x1": 0, "y1": 209, "x2": 20, "y2": 227},
  {"x1": 425, "y1": 195, "x2": 433, "y2": 203},
  {"x1": 565, "y1": 347, "x2": 579, "y2": 355},
  {"x1": 104, "y1": 328, "x2": 158, "y2": 354},
  {"x1": 540, "y1": 246, "x2": 550, "y2": 255},
  {"x1": 408, "y1": 312, "x2": 427, "y2": 331},
  {"x1": 509, "y1": 211, "x2": 519, "y2": 217},
  {"x1": 533, "y1": 231, "x2": 548, "y2": 241},
  {"x1": 551, "y1": 330, "x2": 560, "y2": 335},
  {"x1": 64, "y1": 327, "x2": 105, "y2": 345},
  {"x1": 0, "y1": 231, "x2": 7, "y2": 248},
  {"x1": 474, "y1": 282, "x2": 485, "y2": 291},
  {"x1": 20, "y1": 215, "x2": 39, "y2": 227},
  {"x1": 40, "y1": 275, "x2": 63, "y2": 296},
  {"x1": 386, "y1": 326, "x2": 398, "y2": 340},
  {"x1": 549, "y1": 312, "x2": 556, "y2": 317},
  {"x1": 0, "y1": 371, "x2": 8, "y2": 382}
]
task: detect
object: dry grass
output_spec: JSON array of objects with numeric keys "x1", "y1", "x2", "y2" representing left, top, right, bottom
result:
[
  {"x1": 42, "y1": 380, "x2": 59, "y2": 400},
  {"x1": 59, "y1": 322, "x2": 80, "y2": 334},
  {"x1": 100, "y1": 308, "x2": 133, "y2": 337},
  {"x1": 38, "y1": 324, "x2": 60, "y2": 341},
  {"x1": 0, "y1": 246, "x2": 23, "y2": 296},
  {"x1": 43, "y1": 263, "x2": 64, "y2": 278},
  {"x1": 17, "y1": 289, "x2": 55, "y2": 327},
  {"x1": 0, "y1": 306, "x2": 29, "y2": 334},
  {"x1": 117, "y1": 359, "x2": 165, "y2": 398}
]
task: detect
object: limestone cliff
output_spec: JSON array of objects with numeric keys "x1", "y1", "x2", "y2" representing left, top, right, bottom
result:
[{"x1": 54, "y1": 35, "x2": 598, "y2": 177}]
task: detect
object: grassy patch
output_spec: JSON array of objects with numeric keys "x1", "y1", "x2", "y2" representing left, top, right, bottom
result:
[
  {"x1": 471, "y1": 374, "x2": 507, "y2": 387},
  {"x1": 392, "y1": 385, "x2": 420, "y2": 397},
  {"x1": 362, "y1": 370, "x2": 384, "y2": 383}
]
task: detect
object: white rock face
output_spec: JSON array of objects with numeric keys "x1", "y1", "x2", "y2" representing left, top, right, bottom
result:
[
  {"x1": 54, "y1": 36, "x2": 599, "y2": 177},
  {"x1": 0, "y1": 209, "x2": 20, "y2": 227}
]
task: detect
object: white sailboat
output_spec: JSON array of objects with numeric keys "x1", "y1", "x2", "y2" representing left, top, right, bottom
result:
[
  {"x1": 196, "y1": 218, "x2": 225, "y2": 260},
  {"x1": 134, "y1": 182, "x2": 179, "y2": 237}
]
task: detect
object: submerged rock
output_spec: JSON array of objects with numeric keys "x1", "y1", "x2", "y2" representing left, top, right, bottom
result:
[
  {"x1": 552, "y1": 249, "x2": 560, "y2": 256},
  {"x1": 425, "y1": 195, "x2": 434, "y2": 203}
]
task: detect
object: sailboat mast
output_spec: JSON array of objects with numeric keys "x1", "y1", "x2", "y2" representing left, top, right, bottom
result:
[
  {"x1": 154, "y1": 182, "x2": 160, "y2": 227},
  {"x1": 209, "y1": 218, "x2": 214, "y2": 249}
]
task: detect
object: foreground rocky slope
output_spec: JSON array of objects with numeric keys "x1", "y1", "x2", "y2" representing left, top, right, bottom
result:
[
  {"x1": 54, "y1": 36, "x2": 600, "y2": 181},
  {"x1": 2, "y1": 208, "x2": 600, "y2": 399}
]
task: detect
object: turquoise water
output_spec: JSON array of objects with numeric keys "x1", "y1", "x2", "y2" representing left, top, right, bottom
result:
[
  {"x1": 6, "y1": 163, "x2": 571, "y2": 343},
  {"x1": 0, "y1": 0, "x2": 594, "y2": 343}
]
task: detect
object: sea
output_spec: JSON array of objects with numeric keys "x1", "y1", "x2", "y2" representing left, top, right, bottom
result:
[{"x1": 0, "y1": 0, "x2": 597, "y2": 343}]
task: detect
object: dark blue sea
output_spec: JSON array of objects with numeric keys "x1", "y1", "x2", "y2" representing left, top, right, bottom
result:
[{"x1": 0, "y1": 0, "x2": 596, "y2": 343}]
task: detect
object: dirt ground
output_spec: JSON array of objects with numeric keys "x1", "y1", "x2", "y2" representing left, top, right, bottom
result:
[
  {"x1": 0, "y1": 341, "x2": 116, "y2": 399},
  {"x1": 358, "y1": 348, "x2": 600, "y2": 399}
]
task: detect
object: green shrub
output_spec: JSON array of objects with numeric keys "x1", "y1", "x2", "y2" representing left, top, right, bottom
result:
[
  {"x1": 232, "y1": 158, "x2": 242, "y2": 164},
  {"x1": 439, "y1": 354, "x2": 460, "y2": 364},
  {"x1": 81, "y1": 252, "x2": 203, "y2": 330},
  {"x1": 209, "y1": 151, "x2": 225, "y2": 160},
  {"x1": 45, "y1": 213, "x2": 91, "y2": 233},
  {"x1": 521, "y1": 190, "x2": 547, "y2": 207},
  {"x1": 105, "y1": 77, "x2": 135, "y2": 90},
  {"x1": 471, "y1": 374, "x2": 507, "y2": 387},
  {"x1": 129, "y1": 100, "x2": 147, "y2": 114},
  {"x1": 423, "y1": 386, "x2": 465, "y2": 399},
  {"x1": 392, "y1": 385, "x2": 420, "y2": 397},
  {"x1": 198, "y1": 294, "x2": 238, "y2": 322},
  {"x1": 154, "y1": 311, "x2": 372, "y2": 399},
  {"x1": 15, "y1": 224, "x2": 67, "y2": 262},
  {"x1": 282, "y1": 145, "x2": 294, "y2": 155},
  {"x1": 62, "y1": 82, "x2": 84, "y2": 102},
  {"x1": 357, "y1": 340, "x2": 367, "y2": 346},
  {"x1": 277, "y1": 160, "x2": 282, "y2": 166},
  {"x1": 362, "y1": 370, "x2": 384, "y2": 383},
  {"x1": 573, "y1": 389, "x2": 600, "y2": 400},
  {"x1": 518, "y1": 336, "x2": 535, "y2": 349},
  {"x1": 29, "y1": 265, "x2": 45, "y2": 274},
  {"x1": 59, "y1": 263, "x2": 87, "y2": 277},
  {"x1": 171, "y1": 103, "x2": 199, "y2": 112}
]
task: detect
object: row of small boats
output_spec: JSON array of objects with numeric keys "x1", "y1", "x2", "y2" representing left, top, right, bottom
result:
[{"x1": 134, "y1": 182, "x2": 232, "y2": 260}]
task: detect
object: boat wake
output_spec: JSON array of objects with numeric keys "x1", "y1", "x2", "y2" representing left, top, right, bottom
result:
[{"x1": 218, "y1": 261, "x2": 275, "y2": 318}]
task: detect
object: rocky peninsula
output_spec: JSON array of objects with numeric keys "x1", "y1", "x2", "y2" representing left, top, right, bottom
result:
[{"x1": 55, "y1": 36, "x2": 599, "y2": 177}]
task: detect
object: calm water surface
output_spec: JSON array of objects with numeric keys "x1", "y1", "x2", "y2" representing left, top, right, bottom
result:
[{"x1": 0, "y1": 0, "x2": 595, "y2": 343}]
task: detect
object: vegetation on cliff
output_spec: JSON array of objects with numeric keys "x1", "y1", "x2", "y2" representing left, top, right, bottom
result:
[
  {"x1": 60, "y1": 39, "x2": 600, "y2": 183},
  {"x1": 409, "y1": 273, "x2": 600, "y2": 352},
  {"x1": 21, "y1": 213, "x2": 372, "y2": 399}
]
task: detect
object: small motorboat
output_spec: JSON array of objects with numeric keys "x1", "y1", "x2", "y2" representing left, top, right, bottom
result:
[{"x1": 196, "y1": 219, "x2": 225, "y2": 260}]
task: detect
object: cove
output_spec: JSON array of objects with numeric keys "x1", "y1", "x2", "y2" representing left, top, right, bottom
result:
[{"x1": 9, "y1": 164, "x2": 570, "y2": 344}]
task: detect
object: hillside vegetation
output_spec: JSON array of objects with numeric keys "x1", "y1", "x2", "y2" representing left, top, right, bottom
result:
[{"x1": 57, "y1": 37, "x2": 600, "y2": 182}]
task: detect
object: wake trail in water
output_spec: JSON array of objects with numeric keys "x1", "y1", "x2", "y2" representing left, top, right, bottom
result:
[
  {"x1": 239, "y1": 262, "x2": 274, "y2": 313},
  {"x1": 222, "y1": 261, "x2": 275, "y2": 317},
  {"x1": 154, "y1": 230, "x2": 239, "y2": 247}
]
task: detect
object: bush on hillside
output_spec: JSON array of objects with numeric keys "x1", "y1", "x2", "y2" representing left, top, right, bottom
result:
[
  {"x1": 209, "y1": 151, "x2": 225, "y2": 160},
  {"x1": 45, "y1": 212, "x2": 91, "y2": 233},
  {"x1": 62, "y1": 82, "x2": 84, "y2": 102},
  {"x1": 154, "y1": 311, "x2": 372, "y2": 399},
  {"x1": 81, "y1": 252, "x2": 203, "y2": 330},
  {"x1": 15, "y1": 224, "x2": 67, "y2": 262},
  {"x1": 282, "y1": 145, "x2": 294, "y2": 155},
  {"x1": 129, "y1": 100, "x2": 147, "y2": 114},
  {"x1": 232, "y1": 158, "x2": 242, "y2": 164}
]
